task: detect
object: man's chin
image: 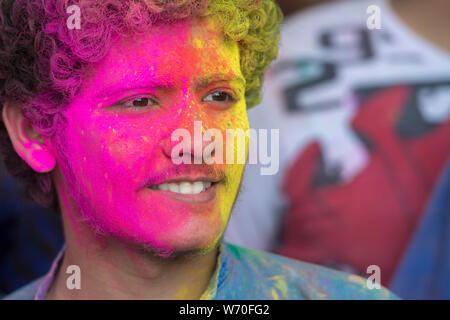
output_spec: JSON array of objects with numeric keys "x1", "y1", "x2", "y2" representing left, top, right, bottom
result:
[
  {"x1": 78, "y1": 210, "x2": 226, "y2": 260},
  {"x1": 138, "y1": 236, "x2": 223, "y2": 260}
]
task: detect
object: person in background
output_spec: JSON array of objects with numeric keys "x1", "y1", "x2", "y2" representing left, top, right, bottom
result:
[{"x1": 225, "y1": 0, "x2": 450, "y2": 299}]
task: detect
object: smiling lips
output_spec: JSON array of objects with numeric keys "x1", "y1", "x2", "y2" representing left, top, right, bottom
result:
[
  {"x1": 149, "y1": 181, "x2": 213, "y2": 194},
  {"x1": 146, "y1": 176, "x2": 221, "y2": 204}
]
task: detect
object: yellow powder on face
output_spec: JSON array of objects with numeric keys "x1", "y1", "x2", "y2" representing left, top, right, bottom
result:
[{"x1": 193, "y1": 38, "x2": 203, "y2": 49}]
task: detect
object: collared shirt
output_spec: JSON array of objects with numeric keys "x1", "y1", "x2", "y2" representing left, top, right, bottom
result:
[{"x1": 4, "y1": 242, "x2": 397, "y2": 300}]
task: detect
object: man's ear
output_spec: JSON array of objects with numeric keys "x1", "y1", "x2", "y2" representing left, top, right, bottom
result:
[{"x1": 2, "y1": 101, "x2": 56, "y2": 173}]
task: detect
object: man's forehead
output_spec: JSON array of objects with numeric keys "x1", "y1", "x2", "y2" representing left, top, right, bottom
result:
[{"x1": 85, "y1": 17, "x2": 243, "y2": 94}]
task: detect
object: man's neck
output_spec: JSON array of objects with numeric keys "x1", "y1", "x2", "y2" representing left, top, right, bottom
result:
[
  {"x1": 391, "y1": 0, "x2": 450, "y2": 53},
  {"x1": 45, "y1": 210, "x2": 219, "y2": 299}
]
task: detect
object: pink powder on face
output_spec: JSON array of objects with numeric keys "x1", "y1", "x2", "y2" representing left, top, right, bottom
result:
[{"x1": 56, "y1": 17, "x2": 249, "y2": 255}]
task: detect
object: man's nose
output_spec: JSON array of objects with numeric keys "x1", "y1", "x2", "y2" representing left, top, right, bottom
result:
[{"x1": 160, "y1": 120, "x2": 217, "y2": 164}]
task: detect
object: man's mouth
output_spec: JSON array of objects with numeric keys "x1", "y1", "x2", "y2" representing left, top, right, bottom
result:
[
  {"x1": 148, "y1": 181, "x2": 214, "y2": 194},
  {"x1": 145, "y1": 175, "x2": 222, "y2": 203},
  {"x1": 143, "y1": 172, "x2": 223, "y2": 204}
]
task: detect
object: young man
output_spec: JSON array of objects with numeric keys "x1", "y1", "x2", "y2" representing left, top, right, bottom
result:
[{"x1": 0, "y1": 0, "x2": 395, "y2": 299}]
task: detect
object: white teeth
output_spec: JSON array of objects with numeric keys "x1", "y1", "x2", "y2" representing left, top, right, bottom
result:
[
  {"x1": 179, "y1": 182, "x2": 192, "y2": 194},
  {"x1": 192, "y1": 181, "x2": 204, "y2": 194},
  {"x1": 168, "y1": 183, "x2": 180, "y2": 193},
  {"x1": 149, "y1": 181, "x2": 214, "y2": 194},
  {"x1": 159, "y1": 183, "x2": 169, "y2": 191}
]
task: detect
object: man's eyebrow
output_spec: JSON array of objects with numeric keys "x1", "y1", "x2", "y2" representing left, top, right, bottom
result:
[
  {"x1": 93, "y1": 73, "x2": 246, "y2": 100},
  {"x1": 93, "y1": 77, "x2": 173, "y2": 101},
  {"x1": 196, "y1": 73, "x2": 246, "y2": 89}
]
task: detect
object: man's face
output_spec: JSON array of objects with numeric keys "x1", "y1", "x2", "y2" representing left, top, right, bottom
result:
[{"x1": 55, "y1": 16, "x2": 249, "y2": 256}]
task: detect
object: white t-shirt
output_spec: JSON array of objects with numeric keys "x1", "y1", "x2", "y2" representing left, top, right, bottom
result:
[{"x1": 224, "y1": 0, "x2": 450, "y2": 252}]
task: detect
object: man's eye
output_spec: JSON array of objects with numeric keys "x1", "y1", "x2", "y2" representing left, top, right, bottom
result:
[
  {"x1": 202, "y1": 91, "x2": 236, "y2": 103},
  {"x1": 125, "y1": 97, "x2": 157, "y2": 108}
]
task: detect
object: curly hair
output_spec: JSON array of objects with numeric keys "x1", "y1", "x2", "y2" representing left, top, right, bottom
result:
[{"x1": 0, "y1": 0, "x2": 283, "y2": 211}]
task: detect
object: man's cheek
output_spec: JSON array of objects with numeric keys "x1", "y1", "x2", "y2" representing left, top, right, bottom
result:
[
  {"x1": 104, "y1": 133, "x2": 156, "y2": 180},
  {"x1": 77, "y1": 129, "x2": 155, "y2": 193}
]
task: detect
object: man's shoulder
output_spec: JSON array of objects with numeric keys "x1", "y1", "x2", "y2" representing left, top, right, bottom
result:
[
  {"x1": 2, "y1": 278, "x2": 43, "y2": 300},
  {"x1": 223, "y1": 243, "x2": 398, "y2": 300}
]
